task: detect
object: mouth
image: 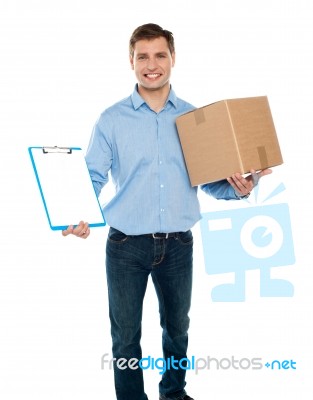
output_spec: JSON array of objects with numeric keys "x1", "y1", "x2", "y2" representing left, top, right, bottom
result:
[{"x1": 144, "y1": 73, "x2": 162, "y2": 79}]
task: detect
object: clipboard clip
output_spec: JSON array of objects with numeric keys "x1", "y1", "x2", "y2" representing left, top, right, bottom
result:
[{"x1": 42, "y1": 146, "x2": 72, "y2": 154}]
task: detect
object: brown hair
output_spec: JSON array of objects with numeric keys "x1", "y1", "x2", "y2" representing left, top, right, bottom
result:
[{"x1": 129, "y1": 23, "x2": 175, "y2": 57}]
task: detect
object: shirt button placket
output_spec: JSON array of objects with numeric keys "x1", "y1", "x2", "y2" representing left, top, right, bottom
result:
[{"x1": 157, "y1": 114, "x2": 166, "y2": 230}]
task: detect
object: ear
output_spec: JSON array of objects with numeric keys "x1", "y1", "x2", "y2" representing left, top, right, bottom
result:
[
  {"x1": 129, "y1": 55, "x2": 134, "y2": 70},
  {"x1": 171, "y1": 52, "x2": 176, "y2": 68}
]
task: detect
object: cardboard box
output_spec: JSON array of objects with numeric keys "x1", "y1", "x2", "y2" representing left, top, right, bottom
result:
[{"x1": 176, "y1": 96, "x2": 283, "y2": 186}]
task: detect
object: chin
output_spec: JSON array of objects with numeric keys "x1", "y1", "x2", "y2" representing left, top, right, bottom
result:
[{"x1": 141, "y1": 81, "x2": 169, "y2": 91}]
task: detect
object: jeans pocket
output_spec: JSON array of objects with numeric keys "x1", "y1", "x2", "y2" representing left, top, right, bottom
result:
[
  {"x1": 177, "y1": 230, "x2": 193, "y2": 245},
  {"x1": 107, "y1": 228, "x2": 129, "y2": 244}
]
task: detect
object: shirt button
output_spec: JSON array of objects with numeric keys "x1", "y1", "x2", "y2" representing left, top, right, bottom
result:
[
  {"x1": 159, "y1": 161, "x2": 162, "y2": 164},
  {"x1": 161, "y1": 208, "x2": 165, "y2": 212},
  {"x1": 160, "y1": 184, "x2": 164, "y2": 188}
]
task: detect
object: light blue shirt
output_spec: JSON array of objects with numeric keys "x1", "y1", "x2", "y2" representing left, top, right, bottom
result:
[{"x1": 85, "y1": 86, "x2": 239, "y2": 235}]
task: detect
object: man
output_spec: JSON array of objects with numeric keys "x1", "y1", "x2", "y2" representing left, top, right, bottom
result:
[{"x1": 63, "y1": 23, "x2": 271, "y2": 400}]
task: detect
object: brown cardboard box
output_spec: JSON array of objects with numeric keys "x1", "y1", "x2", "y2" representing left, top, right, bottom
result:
[{"x1": 176, "y1": 96, "x2": 283, "y2": 186}]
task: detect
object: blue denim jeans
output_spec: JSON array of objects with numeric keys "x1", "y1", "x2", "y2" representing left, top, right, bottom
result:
[{"x1": 106, "y1": 227, "x2": 193, "y2": 400}]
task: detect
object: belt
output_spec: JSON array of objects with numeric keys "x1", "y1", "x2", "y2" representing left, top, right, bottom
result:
[{"x1": 141, "y1": 232, "x2": 179, "y2": 239}]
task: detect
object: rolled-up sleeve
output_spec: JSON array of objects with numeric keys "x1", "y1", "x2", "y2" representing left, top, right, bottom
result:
[
  {"x1": 200, "y1": 180, "x2": 239, "y2": 200},
  {"x1": 85, "y1": 115, "x2": 113, "y2": 198}
]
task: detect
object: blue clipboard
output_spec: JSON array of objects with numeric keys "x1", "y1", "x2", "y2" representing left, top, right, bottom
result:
[{"x1": 29, "y1": 146, "x2": 106, "y2": 230}]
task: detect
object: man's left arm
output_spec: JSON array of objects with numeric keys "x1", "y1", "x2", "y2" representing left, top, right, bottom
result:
[{"x1": 201, "y1": 169, "x2": 272, "y2": 200}]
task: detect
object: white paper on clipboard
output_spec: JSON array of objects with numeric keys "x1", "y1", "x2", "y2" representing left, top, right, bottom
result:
[{"x1": 28, "y1": 146, "x2": 106, "y2": 230}]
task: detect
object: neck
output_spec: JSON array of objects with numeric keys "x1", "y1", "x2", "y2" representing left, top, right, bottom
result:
[{"x1": 137, "y1": 84, "x2": 170, "y2": 113}]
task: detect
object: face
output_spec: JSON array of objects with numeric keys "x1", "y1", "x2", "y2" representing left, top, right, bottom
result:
[{"x1": 130, "y1": 36, "x2": 175, "y2": 93}]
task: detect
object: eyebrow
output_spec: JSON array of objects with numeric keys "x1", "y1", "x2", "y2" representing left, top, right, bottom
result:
[{"x1": 136, "y1": 51, "x2": 168, "y2": 57}]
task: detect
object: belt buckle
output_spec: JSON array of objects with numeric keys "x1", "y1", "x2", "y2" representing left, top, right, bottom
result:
[{"x1": 152, "y1": 233, "x2": 169, "y2": 239}]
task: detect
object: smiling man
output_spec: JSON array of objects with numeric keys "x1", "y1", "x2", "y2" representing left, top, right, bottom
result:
[
  {"x1": 130, "y1": 35, "x2": 175, "y2": 110},
  {"x1": 62, "y1": 23, "x2": 270, "y2": 400}
]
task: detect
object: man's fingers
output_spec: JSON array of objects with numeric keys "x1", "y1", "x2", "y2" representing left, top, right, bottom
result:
[
  {"x1": 258, "y1": 168, "x2": 272, "y2": 178},
  {"x1": 73, "y1": 222, "x2": 90, "y2": 239},
  {"x1": 232, "y1": 173, "x2": 252, "y2": 193},
  {"x1": 61, "y1": 222, "x2": 90, "y2": 239},
  {"x1": 73, "y1": 221, "x2": 88, "y2": 234},
  {"x1": 250, "y1": 168, "x2": 272, "y2": 186},
  {"x1": 80, "y1": 227, "x2": 90, "y2": 239},
  {"x1": 62, "y1": 225, "x2": 74, "y2": 237},
  {"x1": 228, "y1": 168, "x2": 273, "y2": 197}
]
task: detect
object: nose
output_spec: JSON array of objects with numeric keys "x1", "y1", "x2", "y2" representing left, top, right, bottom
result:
[{"x1": 146, "y1": 57, "x2": 158, "y2": 70}]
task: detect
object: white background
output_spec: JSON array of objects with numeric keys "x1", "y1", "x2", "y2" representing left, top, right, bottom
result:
[{"x1": 1, "y1": 0, "x2": 313, "y2": 399}]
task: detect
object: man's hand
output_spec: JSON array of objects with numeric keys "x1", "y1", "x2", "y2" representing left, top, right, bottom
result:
[
  {"x1": 62, "y1": 221, "x2": 90, "y2": 239},
  {"x1": 227, "y1": 168, "x2": 272, "y2": 197}
]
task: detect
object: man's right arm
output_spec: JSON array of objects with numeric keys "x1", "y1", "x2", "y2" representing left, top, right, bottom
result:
[
  {"x1": 85, "y1": 117, "x2": 113, "y2": 197},
  {"x1": 62, "y1": 114, "x2": 113, "y2": 239}
]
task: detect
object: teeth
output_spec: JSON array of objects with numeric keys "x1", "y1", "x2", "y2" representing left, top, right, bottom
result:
[{"x1": 146, "y1": 74, "x2": 160, "y2": 78}]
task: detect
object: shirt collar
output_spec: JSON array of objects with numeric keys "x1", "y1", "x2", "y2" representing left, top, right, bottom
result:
[{"x1": 131, "y1": 84, "x2": 178, "y2": 110}]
